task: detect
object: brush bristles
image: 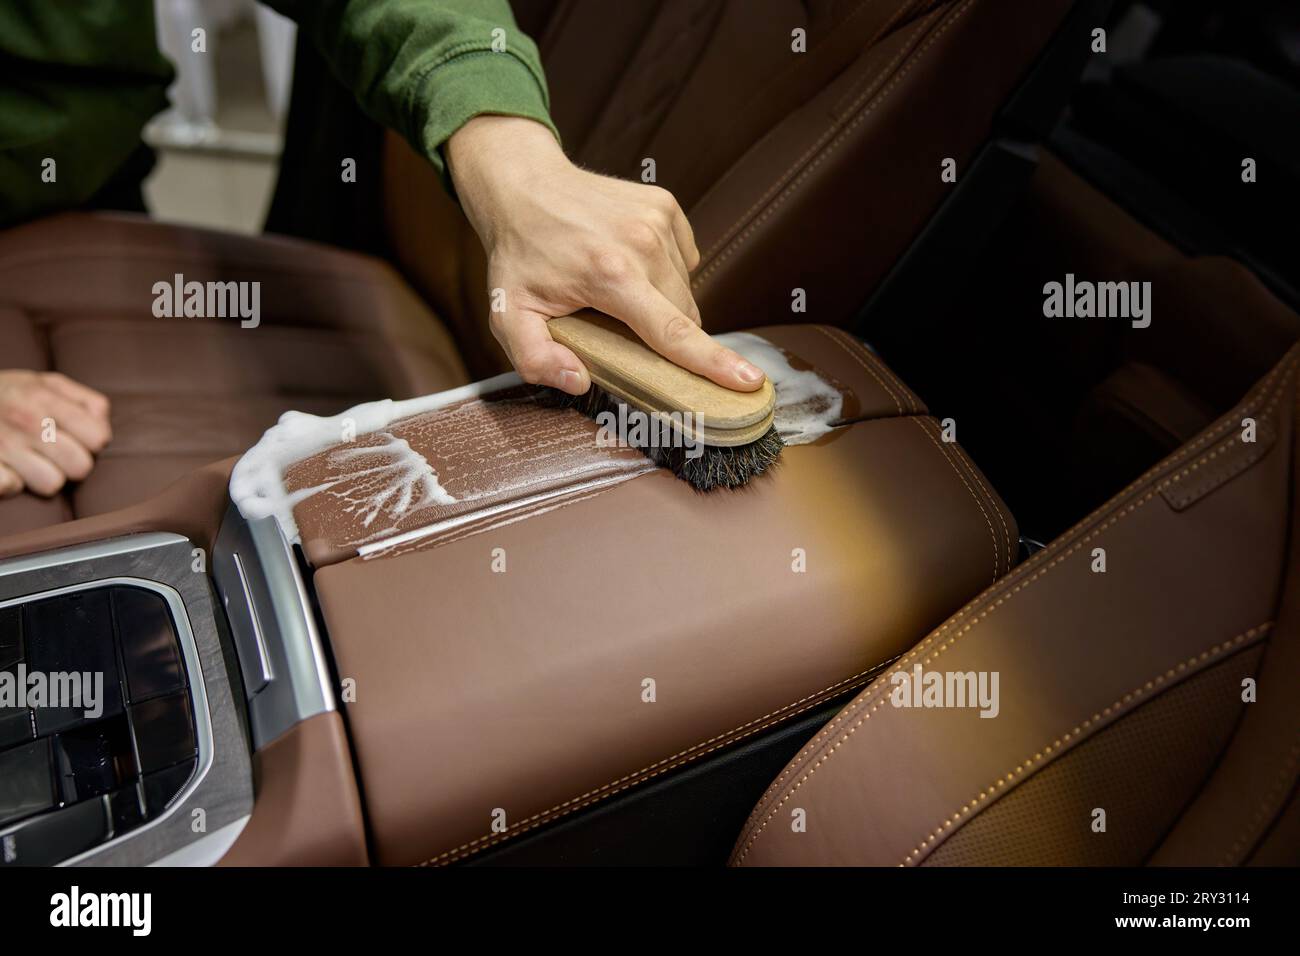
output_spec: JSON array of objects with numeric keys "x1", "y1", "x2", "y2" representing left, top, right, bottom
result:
[
  {"x1": 645, "y1": 426, "x2": 784, "y2": 491},
  {"x1": 540, "y1": 383, "x2": 784, "y2": 490}
]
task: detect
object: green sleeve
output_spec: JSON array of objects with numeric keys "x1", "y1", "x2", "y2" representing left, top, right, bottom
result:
[
  {"x1": 263, "y1": 0, "x2": 560, "y2": 187},
  {"x1": 0, "y1": 0, "x2": 173, "y2": 225}
]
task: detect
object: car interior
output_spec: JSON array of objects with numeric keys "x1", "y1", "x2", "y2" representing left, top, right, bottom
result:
[{"x1": 1, "y1": 0, "x2": 1297, "y2": 868}]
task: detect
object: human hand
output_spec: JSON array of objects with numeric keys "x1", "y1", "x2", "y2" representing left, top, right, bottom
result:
[
  {"x1": 0, "y1": 371, "x2": 112, "y2": 498},
  {"x1": 446, "y1": 115, "x2": 767, "y2": 396}
]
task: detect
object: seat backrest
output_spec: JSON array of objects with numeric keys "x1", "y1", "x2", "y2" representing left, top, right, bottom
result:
[
  {"x1": 732, "y1": 341, "x2": 1300, "y2": 866},
  {"x1": 382, "y1": 0, "x2": 1077, "y2": 377}
]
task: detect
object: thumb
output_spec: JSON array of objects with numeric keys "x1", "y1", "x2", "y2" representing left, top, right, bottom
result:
[{"x1": 490, "y1": 308, "x2": 593, "y2": 395}]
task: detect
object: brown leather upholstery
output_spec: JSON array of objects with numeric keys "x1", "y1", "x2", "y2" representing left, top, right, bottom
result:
[
  {"x1": 0, "y1": 458, "x2": 235, "y2": 563},
  {"x1": 385, "y1": 0, "x2": 1076, "y2": 377},
  {"x1": 1013, "y1": 153, "x2": 1300, "y2": 420},
  {"x1": 733, "y1": 343, "x2": 1300, "y2": 866},
  {"x1": 0, "y1": 213, "x2": 469, "y2": 539},
  {"x1": 306, "y1": 325, "x2": 1016, "y2": 865},
  {"x1": 219, "y1": 712, "x2": 369, "y2": 867}
]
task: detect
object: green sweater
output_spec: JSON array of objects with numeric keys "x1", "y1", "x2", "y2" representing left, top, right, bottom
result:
[{"x1": 0, "y1": 0, "x2": 557, "y2": 226}]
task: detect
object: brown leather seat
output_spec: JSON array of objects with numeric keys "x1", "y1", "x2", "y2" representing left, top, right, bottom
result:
[
  {"x1": 733, "y1": 344, "x2": 1300, "y2": 866},
  {"x1": 386, "y1": 0, "x2": 1078, "y2": 377},
  {"x1": 0, "y1": 213, "x2": 468, "y2": 538}
]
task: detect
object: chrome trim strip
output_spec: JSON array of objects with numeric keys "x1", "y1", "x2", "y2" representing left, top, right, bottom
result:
[
  {"x1": 266, "y1": 516, "x2": 336, "y2": 718},
  {"x1": 231, "y1": 552, "x2": 274, "y2": 686},
  {"x1": 0, "y1": 533, "x2": 184, "y2": 576},
  {"x1": 212, "y1": 505, "x2": 334, "y2": 748},
  {"x1": 149, "y1": 814, "x2": 249, "y2": 867}
]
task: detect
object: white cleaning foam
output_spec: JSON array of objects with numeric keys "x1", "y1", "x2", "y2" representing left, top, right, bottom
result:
[
  {"x1": 231, "y1": 336, "x2": 842, "y2": 543},
  {"x1": 326, "y1": 432, "x2": 457, "y2": 535},
  {"x1": 716, "y1": 332, "x2": 843, "y2": 445},
  {"x1": 229, "y1": 372, "x2": 519, "y2": 542}
]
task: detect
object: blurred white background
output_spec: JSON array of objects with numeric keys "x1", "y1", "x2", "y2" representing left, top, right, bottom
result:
[{"x1": 143, "y1": 0, "x2": 296, "y2": 233}]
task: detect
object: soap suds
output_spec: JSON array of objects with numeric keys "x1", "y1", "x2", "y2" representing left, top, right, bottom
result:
[
  {"x1": 231, "y1": 336, "x2": 842, "y2": 546},
  {"x1": 324, "y1": 433, "x2": 456, "y2": 534},
  {"x1": 356, "y1": 472, "x2": 647, "y2": 558},
  {"x1": 716, "y1": 332, "x2": 843, "y2": 444},
  {"x1": 230, "y1": 372, "x2": 518, "y2": 542}
]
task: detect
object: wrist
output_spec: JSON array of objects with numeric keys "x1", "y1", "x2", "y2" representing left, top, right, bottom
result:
[{"x1": 448, "y1": 116, "x2": 566, "y2": 242}]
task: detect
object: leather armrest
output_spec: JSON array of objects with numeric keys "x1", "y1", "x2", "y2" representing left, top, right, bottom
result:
[{"x1": 299, "y1": 324, "x2": 1017, "y2": 865}]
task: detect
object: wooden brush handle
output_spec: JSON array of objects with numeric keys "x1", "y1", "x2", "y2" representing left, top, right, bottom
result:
[{"x1": 548, "y1": 311, "x2": 775, "y2": 445}]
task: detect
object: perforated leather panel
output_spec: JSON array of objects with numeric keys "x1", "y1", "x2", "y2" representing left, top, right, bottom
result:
[{"x1": 924, "y1": 646, "x2": 1264, "y2": 866}]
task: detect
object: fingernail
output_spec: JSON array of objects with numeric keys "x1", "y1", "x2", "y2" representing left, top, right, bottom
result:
[
  {"x1": 736, "y1": 361, "x2": 765, "y2": 384},
  {"x1": 557, "y1": 369, "x2": 582, "y2": 393}
]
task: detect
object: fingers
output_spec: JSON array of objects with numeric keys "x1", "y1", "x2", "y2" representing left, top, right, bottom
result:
[
  {"x1": 0, "y1": 370, "x2": 112, "y2": 497},
  {"x1": 0, "y1": 463, "x2": 21, "y2": 499},
  {"x1": 669, "y1": 201, "x2": 700, "y2": 272},
  {"x1": 476, "y1": 170, "x2": 718, "y2": 395},
  {"x1": 645, "y1": 185, "x2": 700, "y2": 272},
  {"x1": 0, "y1": 436, "x2": 66, "y2": 497},
  {"x1": 658, "y1": 233, "x2": 694, "y2": 305},
  {"x1": 607, "y1": 282, "x2": 766, "y2": 391},
  {"x1": 652, "y1": 259, "x2": 701, "y2": 328},
  {"x1": 643, "y1": 191, "x2": 700, "y2": 321},
  {"x1": 490, "y1": 308, "x2": 593, "y2": 396},
  {"x1": 620, "y1": 211, "x2": 699, "y2": 326},
  {"x1": 36, "y1": 388, "x2": 112, "y2": 452},
  {"x1": 41, "y1": 372, "x2": 111, "y2": 420},
  {"x1": 29, "y1": 429, "x2": 94, "y2": 484}
]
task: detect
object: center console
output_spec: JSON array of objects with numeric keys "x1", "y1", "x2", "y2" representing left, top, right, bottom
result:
[
  {"x1": 281, "y1": 323, "x2": 1018, "y2": 866},
  {"x1": 0, "y1": 534, "x2": 251, "y2": 865},
  {"x1": 0, "y1": 323, "x2": 1017, "y2": 867},
  {"x1": 0, "y1": 498, "x2": 343, "y2": 865}
]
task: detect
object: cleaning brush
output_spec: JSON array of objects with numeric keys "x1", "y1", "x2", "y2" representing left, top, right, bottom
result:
[{"x1": 544, "y1": 311, "x2": 783, "y2": 490}]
